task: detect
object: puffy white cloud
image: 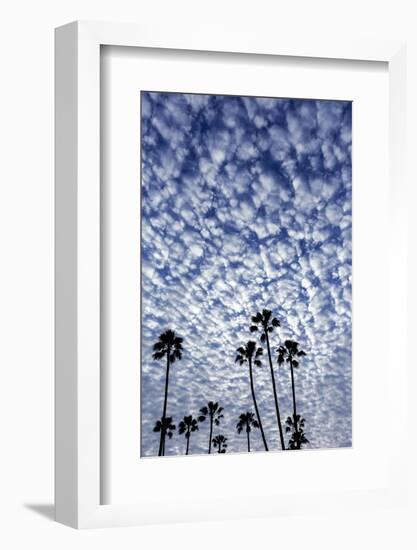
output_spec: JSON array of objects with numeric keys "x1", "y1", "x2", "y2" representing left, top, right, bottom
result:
[{"x1": 325, "y1": 203, "x2": 344, "y2": 225}]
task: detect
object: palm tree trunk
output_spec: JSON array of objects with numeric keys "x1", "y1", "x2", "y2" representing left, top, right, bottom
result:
[
  {"x1": 247, "y1": 425, "x2": 250, "y2": 453},
  {"x1": 159, "y1": 347, "x2": 171, "y2": 456},
  {"x1": 208, "y1": 416, "x2": 213, "y2": 454},
  {"x1": 265, "y1": 330, "x2": 285, "y2": 450},
  {"x1": 289, "y1": 358, "x2": 299, "y2": 443},
  {"x1": 158, "y1": 431, "x2": 164, "y2": 456},
  {"x1": 248, "y1": 358, "x2": 268, "y2": 451},
  {"x1": 186, "y1": 432, "x2": 190, "y2": 455}
]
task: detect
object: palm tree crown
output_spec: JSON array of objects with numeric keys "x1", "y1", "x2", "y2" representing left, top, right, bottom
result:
[
  {"x1": 199, "y1": 401, "x2": 224, "y2": 426},
  {"x1": 249, "y1": 309, "x2": 280, "y2": 341},
  {"x1": 153, "y1": 417, "x2": 176, "y2": 443},
  {"x1": 277, "y1": 340, "x2": 306, "y2": 367},
  {"x1": 236, "y1": 411, "x2": 259, "y2": 433},
  {"x1": 178, "y1": 414, "x2": 201, "y2": 455},
  {"x1": 235, "y1": 341, "x2": 263, "y2": 367},
  {"x1": 212, "y1": 434, "x2": 228, "y2": 453},
  {"x1": 152, "y1": 329, "x2": 183, "y2": 362},
  {"x1": 178, "y1": 415, "x2": 200, "y2": 437},
  {"x1": 236, "y1": 411, "x2": 259, "y2": 453},
  {"x1": 153, "y1": 416, "x2": 175, "y2": 456}
]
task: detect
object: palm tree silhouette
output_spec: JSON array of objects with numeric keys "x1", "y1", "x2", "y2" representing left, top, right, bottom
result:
[
  {"x1": 235, "y1": 341, "x2": 269, "y2": 451},
  {"x1": 199, "y1": 401, "x2": 224, "y2": 454},
  {"x1": 212, "y1": 434, "x2": 228, "y2": 454},
  {"x1": 153, "y1": 416, "x2": 176, "y2": 456},
  {"x1": 285, "y1": 414, "x2": 309, "y2": 450},
  {"x1": 277, "y1": 340, "x2": 306, "y2": 445},
  {"x1": 152, "y1": 329, "x2": 183, "y2": 456},
  {"x1": 178, "y1": 414, "x2": 201, "y2": 455},
  {"x1": 236, "y1": 411, "x2": 259, "y2": 452},
  {"x1": 250, "y1": 309, "x2": 285, "y2": 450}
]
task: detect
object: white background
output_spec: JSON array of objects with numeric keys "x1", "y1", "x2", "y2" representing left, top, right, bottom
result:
[{"x1": 0, "y1": 1, "x2": 416, "y2": 549}]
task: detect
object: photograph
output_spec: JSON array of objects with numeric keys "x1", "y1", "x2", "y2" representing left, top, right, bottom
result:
[{"x1": 140, "y1": 91, "x2": 352, "y2": 457}]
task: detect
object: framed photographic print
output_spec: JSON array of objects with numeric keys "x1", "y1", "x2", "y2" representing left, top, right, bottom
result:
[{"x1": 55, "y1": 21, "x2": 407, "y2": 528}]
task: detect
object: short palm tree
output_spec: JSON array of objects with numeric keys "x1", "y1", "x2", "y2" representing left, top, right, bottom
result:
[
  {"x1": 250, "y1": 309, "x2": 285, "y2": 450},
  {"x1": 236, "y1": 411, "x2": 259, "y2": 452},
  {"x1": 212, "y1": 434, "x2": 228, "y2": 454},
  {"x1": 152, "y1": 329, "x2": 183, "y2": 456},
  {"x1": 277, "y1": 340, "x2": 306, "y2": 444},
  {"x1": 178, "y1": 414, "x2": 201, "y2": 455},
  {"x1": 235, "y1": 342, "x2": 268, "y2": 451},
  {"x1": 285, "y1": 415, "x2": 309, "y2": 450},
  {"x1": 199, "y1": 401, "x2": 224, "y2": 454},
  {"x1": 153, "y1": 417, "x2": 176, "y2": 456}
]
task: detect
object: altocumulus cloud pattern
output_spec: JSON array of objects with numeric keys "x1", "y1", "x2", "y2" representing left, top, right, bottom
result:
[{"x1": 141, "y1": 91, "x2": 352, "y2": 457}]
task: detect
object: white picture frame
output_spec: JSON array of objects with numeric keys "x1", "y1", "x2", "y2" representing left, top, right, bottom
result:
[{"x1": 55, "y1": 20, "x2": 407, "y2": 529}]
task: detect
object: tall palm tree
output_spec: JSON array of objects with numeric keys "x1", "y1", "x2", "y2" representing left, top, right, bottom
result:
[
  {"x1": 199, "y1": 401, "x2": 224, "y2": 454},
  {"x1": 152, "y1": 329, "x2": 183, "y2": 456},
  {"x1": 236, "y1": 411, "x2": 259, "y2": 452},
  {"x1": 212, "y1": 434, "x2": 228, "y2": 454},
  {"x1": 277, "y1": 340, "x2": 306, "y2": 445},
  {"x1": 178, "y1": 414, "x2": 201, "y2": 455},
  {"x1": 250, "y1": 309, "x2": 285, "y2": 450},
  {"x1": 235, "y1": 341, "x2": 268, "y2": 451},
  {"x1": 153, "y1": 416, "x2": 176, "y2": 456}
]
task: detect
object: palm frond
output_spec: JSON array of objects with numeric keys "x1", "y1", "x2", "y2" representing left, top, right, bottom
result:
[
  {"x1": 262, "y1": 309, "x2": 272, "y2": 322},
  {"x1": 251, "y1": 313, "x2": 262, "y2": 323},
  {"x1": 153, "y1": 341, "x2": 165, "y2": 351}
]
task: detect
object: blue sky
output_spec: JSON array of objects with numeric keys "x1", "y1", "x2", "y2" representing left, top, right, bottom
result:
[{"x1": 140, "y1": 91, "x2": 352, "y2": 457}]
